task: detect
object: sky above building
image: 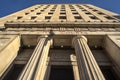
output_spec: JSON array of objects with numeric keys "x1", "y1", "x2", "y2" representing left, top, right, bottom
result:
[{"x1": 0, "y1": 0, "x2": 120, "y2": 18}]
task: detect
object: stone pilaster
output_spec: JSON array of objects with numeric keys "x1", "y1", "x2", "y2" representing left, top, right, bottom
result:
[
  {"x1": 18, "y1": 36, "x2": 52, "y2": 80},
  {"x1": 72, "y1": 36, "x2": 105, "y2": 80}
]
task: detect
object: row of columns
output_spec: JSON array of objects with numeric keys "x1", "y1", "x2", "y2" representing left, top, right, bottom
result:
[{"x1": 18, "y1": 35, "x2": 105, "y2": 80}]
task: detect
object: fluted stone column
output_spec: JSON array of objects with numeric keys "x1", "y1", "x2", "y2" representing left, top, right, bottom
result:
[
  {"x1": 72, "y1": 36, "x2": 105, "y2": 80},
  {"x1": 34, "y1": 37, "x2": 52, "y2": 80},
  {"x1": 18, "y1": 36, "x2": 52, "y2": 80}
]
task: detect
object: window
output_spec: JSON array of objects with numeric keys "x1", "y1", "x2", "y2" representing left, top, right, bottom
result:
[
  {"x1": 85, "y1": 12, "x2": 92, "y2": 15},
  {"x1": 40, "y1": 10, "x2": 44, "y2": 12},
  {"x1": 71, "y1": 9, "x2": 76, "y2": 11},
  {"x1": 60, "y1": 12, "x2": 66, "y2": 15},
  {"x1": 93, "y1": 9, "x2": 98, "y2": 12},
  {"x1": 48, "y1": 12, "x2": 54, "y2": 15},
  {"x1": 79, "y1": 7, "x2": 84, "y2": 9},
  {"x1": 43, "y1": 7, "x2": 47, "y2": 9},
  {"x1": 60, "y1": 9, "x2": 65, "y2": 11},
  {"x1": 36, "y1": 12, "x2": 41, "y2": 15},
  {"x1": 45, "y1": 16, "x2": 51, "y2": 19},
  {"x1": 82, "y1": 9, "x2": 87, "y2": 11},
  {"x1": 90, "y1": 16, "x2": 98, "y2": 19},
  {"x1": 25, "y1": 12, "x2": 29, "y2": 15},
  {"x1": 17, "y1": 16, "x2": 23, "y2": 20},
  {"x1": 97, "y1": 12, "x2": 105, "y2": 15},
  {"x1": 72, "y1": 12, "x2": 79, "y2": 15},
  {"x1": 49, "y1": 66, "x2": 74, "y2": 80},
  {"x1": 59, "y1": 16, "x2": 66, "y2": 19},
  {"x1": 52, "y1": 8, "x2": 56, "y2": 9},
  {"x1": 105, "y1": 16, "x2": 115, "y2": 20},
  {"x1": 31, "y1": 16, "x2": 37, "y2": 20},
  {"x1": 50, "y1": 9, "x2": 55, "y2": 11},
  {"x1": 74, "y1": 16, "x2": 82, "y2": 19},
  {"x1": 35, "y1": 8, "x2": 38, "y2": 10},
  {"x1": 31, "y1": 10, "x2": 34, "y2": 12}
]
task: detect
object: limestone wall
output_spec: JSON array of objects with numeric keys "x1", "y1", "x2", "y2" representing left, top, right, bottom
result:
[{"x1": 0, "y1": 35, "x2": 20, "y2": 77}]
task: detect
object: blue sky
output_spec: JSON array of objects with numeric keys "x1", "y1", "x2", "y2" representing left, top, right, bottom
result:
[{"x1": 0, "y1": 0, "x2": 120, "y2": 18}]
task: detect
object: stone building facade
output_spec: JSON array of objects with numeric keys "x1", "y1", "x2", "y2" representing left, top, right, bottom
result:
[{"x1": 0, "y1": 4, "x2": 120, "y2": 80}]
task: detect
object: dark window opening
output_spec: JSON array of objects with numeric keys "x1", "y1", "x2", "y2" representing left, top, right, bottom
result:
[
  {"x1": 35, "y1": 8, "x2": 38, "y2": 10},
  {"x1": 31, "y1": 10, "x2": 34, "y2": 12},
  {"x1": 52, "y1": 8, "x2": 56, "y2": 9},
  {"x1": 48, "y1": 12, "x2": 53, "y2": 15},
  {"x1": 2, "y1": 64, "x2": 25, "y2": 80},
  {"x1": 100, "y1": 66, "x2": 120, "y2": 80},
  {"x1": 93, "y1": 9, "x2": 98, "y2": 12},
  {"x1": 40, "y1": 10, "x2": 44, "y2": 12},
  {"x1": 60, "y1": 12, "x2": 66, "y2": 14},
  {"x1": 25, "y1": 12, "x2": 29, "y2": 15},
  {"x1": 59, "y1": 16, "x2": 66, "y2": 19},
  {"x1": 90, "y1": 16, "x2": 99, "y2": 19},
  {"x1": 36, "y1": 12, "x2": 41, "y2": 15},
  {"x1": 105, "y1": 16, "x2": 116, "y2": 20},
  {"x1": 82, "y1": 9, "x2": 87, "y2": 11},
  {"x1": 50, "y1": 9, "x2": 55, "y2": 11},
  {"x1": 45, "y1": 16, "x2": 51, "y2": 19},
  {"x1": 17, "y1": 16, "x2": 22, "y2": 20},
  {"x1": 79, "y1": 7, "x2": 83, "y2": 9},
  {"x1": 31, "y1": 16, "x2": 37, "y2": 20},
  {"x1": 113, "y1": 15, "x2": 120, "y2": 19},
  {"x1": 60, "y1": 9, "x2": 65, "y2": 11},
  {"x1": 85, "y1": 12, "x2": 92, "y2": 15},
  {"x1": 88, "y1": 7, "x2": 94, "y2": 9},
  {"x1": 72, "y1": 12, "x2": 79, "y2": 14},
  {"x1": 49, "y1": 66, "x2": 74, "y2": 80},
  {"x1": 97, "y1": 12, "x2": 105, "y2": 15},
  {"x1": 71, "y1": 9, "x2": 76, "y2": 11},
  {"x1": 74, "y1": 16, "x2": 82, "y2": 19}
]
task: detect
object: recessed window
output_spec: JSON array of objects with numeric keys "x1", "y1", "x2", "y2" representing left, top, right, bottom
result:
[
  {"x1": 59, "y1": 16, "x2": 66, "y2": 19},
  {"x1": 52, "y1": 8, "x2": 56, "y2": 9},
  {"x1": 31, "y1": 16, "x2": 37, "y2": 20},
  {"x1": 71, "y1": 9, "x2": 76, "y2": 11},
  {"x1": 38, "y1": 6, "x2": 41, "y2": 8},
  {"x1": 89, "y1": 7, "x2": 94, "y2": 9},
  {"x1": 60, "y1": 9, "x2": 65, "y2": 11},
  {"x1": 105, "y1": 16, "x2": 115, "y2": 20},
  {"x1": 17, "y1": 16, "x2": 22, "y2": 20},
  {"x1": 25, "y1": 12, "x2": 29, "y2": 15},
  {"x1": 74, "y1": 16, "x2": 82, "y2": 19},
  {"x1": 35, "y1": 8, "x2": 38, "y2": 10},
  {"x1": 97, "y1": 12, "x2": 105, "y2": 15},
  {"x1": 43, "y1": 7, "x2": 47, "y2": 9},
  {"x1": 48, "y1": 12, "x2": 53, "y2": 15},
  {"x1": 36, "y1": 12, "x2": 41, "y2": 15},
  {"x1": 31, "y1": 10, "x2": 34, "y2": 12},
  {"x1": 50, "y1": 9, "x2": 55, "y2": 11},
  {"x1": 70, "y1": 7, "x2": 74, "y2": 9},
  {"x1": 45, "y1": 16, "x2": 51, "y2": 19},
  {"x1": 90, "y1": 16, "x2": 98, "y2": 19},
  {"x1": 40, "y1": 10, "x2": 44, "y2": 12},
  {"x1": 82, "y1": 9, "x2": 87, "y2": 11},
  {"x1": 79, "y1": 7, "x2": 84, "y2": 9},
  {"x1": 85, "y1": 12, "x2": 92, "y2": 15},
  {"x1": 72, "y1": 12, "x2": 79, "y2": 14},
  {"x1": 60, "y1": 12, "x2": 66, "y2": 15},
  {"x1": 93, "y1": 9, "x2": 98, "y2": 12}
]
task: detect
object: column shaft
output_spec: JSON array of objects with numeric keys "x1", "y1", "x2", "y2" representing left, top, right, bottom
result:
[
  {"x1": 34, "y1": 38, "x2": 51, "y2": 80},
  {"x1": 73, "y1": 36, "x2": 105, "y2": 80},
  {"x1": 18, "y1": 37, "x2": 51, "y2": 80}
]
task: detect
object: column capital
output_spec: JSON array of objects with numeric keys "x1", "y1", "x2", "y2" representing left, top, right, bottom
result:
[{"x1": 72, "y1": 36, "x2": 87, "y2": 47}]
